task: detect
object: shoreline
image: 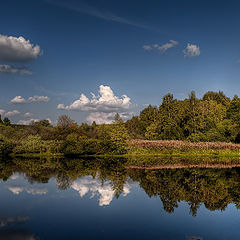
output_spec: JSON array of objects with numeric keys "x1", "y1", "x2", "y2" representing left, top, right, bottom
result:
[{"x1": 126, "y1": 163, "x2": 240, "y2": 169}]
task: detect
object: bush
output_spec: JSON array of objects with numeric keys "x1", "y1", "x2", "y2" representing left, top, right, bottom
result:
[
  {"x1": 60, "y1": 133, "x2": 101, "y2": 155},
  {"x1": 0, "y1": 134, "x2": 14, "y2": 156},
  {"x1": 13, "y1": 135, "x2": 62, "y2": 154},
  {"x1": 61, "y1": 124, "x2": 130, "y2": 156}
]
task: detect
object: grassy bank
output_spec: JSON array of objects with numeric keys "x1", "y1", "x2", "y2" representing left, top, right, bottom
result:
[{"x1": 127, "y1": 139, "x2": 240, "y2": 156}]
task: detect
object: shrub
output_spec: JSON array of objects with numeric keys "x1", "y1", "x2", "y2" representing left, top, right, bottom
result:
[{"x1": 0, "y1": 134, "x2": 14, "y2": 156}]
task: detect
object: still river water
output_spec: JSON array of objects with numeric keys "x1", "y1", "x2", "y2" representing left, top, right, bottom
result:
[{"x1": 0, "y1": 157, "x2": 240, "y2": 240}]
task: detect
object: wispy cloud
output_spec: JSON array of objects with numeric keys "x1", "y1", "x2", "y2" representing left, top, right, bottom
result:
[
  {"x1": 0, "y1": 65, "x2": 32, "y2": 75},
  {"x1": 44, "y1": 0, "x2": 151, "y2": 30},
  {"x1": 5, "y1": 110, "x2": 20, "y2": 117},
  {"x1": 143, "y1": 40, "x2": 179, "y2": 53}
]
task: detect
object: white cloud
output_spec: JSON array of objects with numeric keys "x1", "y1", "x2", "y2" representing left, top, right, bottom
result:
[
  {"x1": 143, "y1": 40, "x2": 178, "y2": 53},
  {"x1": 0, "y1": 109, "x2": 5, "y2": 116},
  {"x1": 58, "y1": 85, "x2": 131, "y2": 112},
  {"x1": 10, "y1": 95, "x2": 50, "y2": 104},
  {"x1": 143, "y1": 45, "x2": 152, "y2": 51},
  {"x1": 158, "y1": 40, "x2": 178, "y2": 52},
  {"x1": 5, "y1": 110, "x2": 20, "y2": 117},
  {"x1": 28, "y1": 96, "x2": 50, "y2": 102},
  {"x1": 183, "y1": 44, "x2": 200, "y2": 57},
  {"x1": 0, "y1": 64, "x2": 32, "y2": 75},
  {"x1": 10, "y1": 96, "x2": 26, "y2": 104},
  {"x1": 8, "y1": 186, "x2": 47, "y2": 195},
  {"x1": 0, "y1": 35, "x2": 41, "y2": 62},
  {"x1": 71, "y1": 176, "x2": 131, "y2": 206},
  {"x1": 10, "y1": 174, "x2": 19, "y2": 180},
  {"x1": 86, "y1": 112, "x2": 116, "y2": 124},
  {"x1": 86, "y1": 111, "x2": 132, "y2": 124},
  {"x1": 8, "y1": 187, "x2": 23, "y2": 195},
  {"x1": 24, "y1": 112, "x2": 34, "y2": 117},
  {"x1": 18, "y1": 118, "x2": 40, "y2": 125},
  {"x1": 26, "y1": 188, "x2": 48, "y2": 195},
  {"x1": 18, "y1": 117, "x2": 51, "y2": 125}
]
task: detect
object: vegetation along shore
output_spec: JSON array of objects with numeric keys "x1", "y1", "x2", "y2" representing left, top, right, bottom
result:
[{"x1": 2, "y1": 91, "x2": 240, "y2": 166}]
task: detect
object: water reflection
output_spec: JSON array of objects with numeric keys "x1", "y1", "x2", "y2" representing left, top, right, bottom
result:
[
  {"x1": 0, "y1": 217, "x2": 29, "y2": 228},
  {"x1": 1, "y1": 157, "x2": 240, "y2": 215},
  {"x1": 8, "y1": 186, "x2": 48, "y2": 195},
  {"x1": 71, "y1": 176, "x2": 131, "y2": 206}
]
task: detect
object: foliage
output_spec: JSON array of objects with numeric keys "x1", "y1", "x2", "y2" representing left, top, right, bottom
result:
[
  {"x1": 126, "y1": 91, "x2": 240, "y2": 143},
  {"x1": 0, "y1": 134, "x2": 14, "y2": 156}
]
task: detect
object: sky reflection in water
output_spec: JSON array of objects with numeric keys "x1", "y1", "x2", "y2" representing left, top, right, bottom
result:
[{"x1": 0, "y1": 158, "x2": 240, "y2": 240}]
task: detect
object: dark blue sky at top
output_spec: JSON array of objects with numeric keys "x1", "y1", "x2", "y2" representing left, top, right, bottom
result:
[{"x1": 1, "y1": 0, "x2": 240, "y2": 124}]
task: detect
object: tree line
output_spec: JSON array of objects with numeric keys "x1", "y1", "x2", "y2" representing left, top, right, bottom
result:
[
  {"x1": 126, "y1": 91, "x2": 240, "y2": 142},
  {"x1": 1, "y1": 90, "x2": 240, "y2": 156}
]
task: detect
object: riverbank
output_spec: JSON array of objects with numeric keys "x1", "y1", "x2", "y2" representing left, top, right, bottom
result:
[
  {"x1": 3, "y1": 139, "x2": 240, "y2": 168},
  {"x1": 128, "y1": 139, "x2": 240, "y2": 155}
]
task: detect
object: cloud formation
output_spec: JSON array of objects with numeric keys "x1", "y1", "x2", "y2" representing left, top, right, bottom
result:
[
  {"x1": 17, "y1": 119, "x2": 40, "y2": 125},
  {"x1": 5, "y1": 110, "x2": 20, "y2": 117},
  {"x1": 10, "y1": 95, "x2": 50, "y2": 104},
  {"x1": 24, "y1": 112, "x2": 34, "y2": 117},
  {"x1": 143, "y1": 40, "x2": 178, "y2": 53},
  {"x1": 71, "y1": 176, "x2": 130, "y2": 206},
  {"x1": 0, "y1": 64, "x2": 32, "y2": 75},
  {"x1": 86, "y1": 112, "x2": 116, "y2": 124},
  {"x1": 158, "y1": 40, "x2": 178, "y2": 52},
  {"x1": 86, "y1": 111, "x2": 132, "y2": 124},
  {"x1": 143, "y1": 45, "x2": 152, "y2": 51},
  {"x1": 58, "y1": 85, "x2": 131, "y2": 112},
  {"x1": 183, "y1": 44, "x2": 200, "y2": 57},
  {"x1": 0, "y1": 35, "x2": 41, "y2": 62},
  {"x1": 0, "y1": 109, "x2": 5, "y2": 116},
  {"x1": 46, "y1": 0, "x2": 150, "y2": 30},
  {"x1": 8, "y1": 186, "x2": 48, "y2": 195}
]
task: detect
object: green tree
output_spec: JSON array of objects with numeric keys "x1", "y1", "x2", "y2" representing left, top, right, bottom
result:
[
  {"x1": 114, "y1": 113, "x2": 123, "y2": 124},
  {"x1": 3, "y1": 117, "x2": 11, "y2": 126}
]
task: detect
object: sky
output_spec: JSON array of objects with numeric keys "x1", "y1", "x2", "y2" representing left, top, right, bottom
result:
[{"x1": 1, "y1": 0, "x2": 240, "y2": 125}]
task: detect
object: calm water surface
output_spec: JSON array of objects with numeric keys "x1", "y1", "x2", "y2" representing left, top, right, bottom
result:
[{"x1": 0, "y1": 157, "x2": 240, "y2": 240}]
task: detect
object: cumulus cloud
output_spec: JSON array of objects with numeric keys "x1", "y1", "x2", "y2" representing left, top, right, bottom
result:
[
  {"x1": 10, "y1": 96, "x2": 26, "y2": 104},
  {"x1": 10, "y1": 95, "x2": 50, "y2": 104},
  {"x1": 5, "y1": 110, "x2": 20, "y2": 117},
  {"x1": 58, "y1": 85, "x2": 131, "y2": 112},
  {"x1": 183, "y1": 44, "x2": 200, "y2": 57},
  {"x1": 143, "y1": 40, "x2": 178, "y2": 53},
  {"x1": 0, "y1": 64, "x2": 32, "y2": 75},
  {"x1": 86, "y1": 111, "x2": 132, "y2": 124},
  {"x1": 0, "y1": 35, "x2": 41, "y2": 62},
  {"x1": 71, "y1": 176, "x2": 131, "y2": 206}
]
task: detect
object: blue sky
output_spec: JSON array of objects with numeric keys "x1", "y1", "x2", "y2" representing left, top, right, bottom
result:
[{"x1": 1, "y1": 0, "x2": 240, "y2": 124}]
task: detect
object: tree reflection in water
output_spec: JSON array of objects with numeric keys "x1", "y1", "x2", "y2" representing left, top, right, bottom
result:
[{"x1": 1, "y1": 157, "x2": 240, "y2": 215}]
